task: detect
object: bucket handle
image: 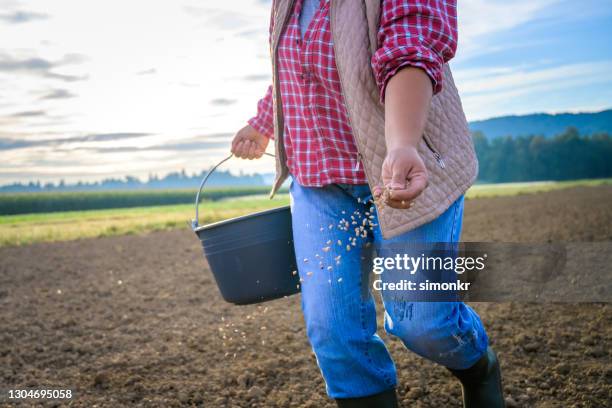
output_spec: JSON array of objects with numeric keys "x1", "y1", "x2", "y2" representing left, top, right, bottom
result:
[{"x1": 191, "y1": 152, "x2": 275, "y2": 230}]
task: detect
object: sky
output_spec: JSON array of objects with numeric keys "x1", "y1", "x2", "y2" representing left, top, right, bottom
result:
[{"x1": 0, "y1": 0, "x2": 611, "y2": 185}]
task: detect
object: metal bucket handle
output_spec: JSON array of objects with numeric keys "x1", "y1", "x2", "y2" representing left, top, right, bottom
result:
[{"x1": 191, "y1": 152, "x2": 275, "y2": 230}]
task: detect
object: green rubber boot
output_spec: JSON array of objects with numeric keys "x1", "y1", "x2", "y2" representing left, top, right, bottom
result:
[
  {"x1": 448, "y1": 347, "x2": 505, "y2": 408},
  {"x1": 335, "y1": 388, "x2": 399, "y2": 408}
]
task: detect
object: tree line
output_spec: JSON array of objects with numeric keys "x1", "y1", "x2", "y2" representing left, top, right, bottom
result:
[
  {"x1": 473, "y1": 127, "x2": 612, "y2": 183},
  {"x1": 0, "y1": 169, "x2": 268, "y2": 193}
]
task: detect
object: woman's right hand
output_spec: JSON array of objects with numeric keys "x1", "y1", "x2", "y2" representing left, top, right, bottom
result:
[{"x1": 231, "y1": 125, "x2": 270, "y2": 160}]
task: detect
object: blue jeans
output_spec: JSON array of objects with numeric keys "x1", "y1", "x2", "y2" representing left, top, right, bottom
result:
[{"x1": 289, "y1": 181, "x2": 489, "y2": 399}]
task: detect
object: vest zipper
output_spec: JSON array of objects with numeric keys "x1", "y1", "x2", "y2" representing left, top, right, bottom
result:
[{"x1": 423, "y1": 135, "x2": 446, "y2": 169}]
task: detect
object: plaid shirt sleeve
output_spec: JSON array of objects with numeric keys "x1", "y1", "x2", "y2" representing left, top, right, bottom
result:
[
  {"x1": 371, "y1": 0, "x2": 458, "y2": 102},
  {"x1": 247, "y1": 84, "x2": 275, "y2": 139}
]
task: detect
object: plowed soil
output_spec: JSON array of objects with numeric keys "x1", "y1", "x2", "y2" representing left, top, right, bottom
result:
[{"x1": 1, "y1": 186, "x2": 611, "y2": 407}]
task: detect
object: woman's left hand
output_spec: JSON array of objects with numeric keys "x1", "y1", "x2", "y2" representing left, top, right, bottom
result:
[{"x1": 373, "y1": 146, "x2": 428, "y2": 209}]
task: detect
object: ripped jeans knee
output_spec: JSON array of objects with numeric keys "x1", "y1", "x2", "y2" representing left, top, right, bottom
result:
[{"x1": 384, "y1": 301, "x2": 489, "y2": 370}]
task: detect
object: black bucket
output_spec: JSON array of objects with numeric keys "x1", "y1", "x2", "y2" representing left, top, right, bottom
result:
[{"x1": 191, "y1": 154, "x2": 300, "y2": 305}]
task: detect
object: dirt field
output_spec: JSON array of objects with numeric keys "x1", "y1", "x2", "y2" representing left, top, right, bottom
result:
[{"x1": 1, "y1": 186, "x2": 611, "y2": 407}]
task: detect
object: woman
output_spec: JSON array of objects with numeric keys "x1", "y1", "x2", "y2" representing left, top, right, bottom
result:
[{"x1": 231, "y1": 0, "x2": 504, "y2": 407}]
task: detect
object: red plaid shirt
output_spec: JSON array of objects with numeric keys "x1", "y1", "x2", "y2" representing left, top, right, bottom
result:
[{"x1": 248, "y1": 0, "x2": 457, "y2": 186}]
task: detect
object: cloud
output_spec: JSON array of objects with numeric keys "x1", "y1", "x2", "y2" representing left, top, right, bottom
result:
[
  {"x1": 9, "y1": 110, "x2": 46, "y2": 118},
  {"x1": 0, "y1": 132, "x2": 153, "y2": 151},
  {"x1": 0, "y1": 53, "x2": 88, "y2": 82},
  {"x1": 87, "y1": 140, "x2": 231, "y2": 153},
  {"x1": 78, "y1": 132, "x2": 152, "y2": 142},
  {"x1": 455, "y1": 61, "x2": 612, "y2": 96},
  {"x1": 39, "y1": 89, "x2": 76, "y2": 100},
  {"x1": 0, "y1": 139, "x2": 31, "y2": 149},
  {"x1": 183, "y1": 6, "x2": 250, "y2": 30},
  {"x1": 457, "y1": 0, "x2": 562, "y2": 60},
  {"x1": 210, "y1": 98, "x2": 236, "y2": 106},
  {"x1": 242, "y1": 73, "x2": 270, "y2": 82},
  {"x1": 455, "y1": 61, "x2": 612, "y2": 120},
  {"x1": 136, "y1": 68, "x2": 156, "y2": 76},
  {"x1": 0, "y1": 10, "x2": 49, "y2": 24}
]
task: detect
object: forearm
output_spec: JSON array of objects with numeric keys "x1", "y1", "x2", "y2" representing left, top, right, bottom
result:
[{"x1": 384, "y1": 66, "x2": 433, "y2": 151}]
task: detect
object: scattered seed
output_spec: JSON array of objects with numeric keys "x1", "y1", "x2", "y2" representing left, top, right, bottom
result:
[
  {"x1": 346, "y1": 245, "x2": 351, "y2": 251},
  {"x1": 322, "y1": 246, "x2": 330, "y2": 252},
  {"x1": 303, "y1": 258, "x2": 309, "y2": 263},
  {"x1": 337, "y1": 277, "x2": 343, "y2": 282},
  {"x1": 327, "y1": 266, "x2": 333, "y2": 271},
  {"x1": 306, "y1": 271, "x2": 313, "y2": 276},
  {"x1": 292, "y1": 270, "x2": 297, "y2": 275}
]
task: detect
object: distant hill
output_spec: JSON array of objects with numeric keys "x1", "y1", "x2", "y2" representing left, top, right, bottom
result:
[
  {"x1": 0, "y1": 169, "x2": 268, "y2": 193},
  {"x1": 469, "y1": 109, "x2": 612, "y2": 138}
]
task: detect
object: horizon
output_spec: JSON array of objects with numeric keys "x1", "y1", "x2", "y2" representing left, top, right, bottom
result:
[{"x1": 1, "y1": 0, "x2": 611, "y2": 185}]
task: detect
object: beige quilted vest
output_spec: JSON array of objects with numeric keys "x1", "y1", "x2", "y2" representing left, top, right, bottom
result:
[{"x1": 269, "y1": 0, "x2": 478, "y2": 239}]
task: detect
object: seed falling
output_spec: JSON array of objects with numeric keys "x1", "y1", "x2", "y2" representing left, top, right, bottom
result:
[
  {"x1": 292, "y1": 270, "x2": 297, "y2": 275},
  {"x1": 307, "y1": 271, "x2": 313, "y2": 276},
  {"x1": 327, "y1": 266, "x2": 333, "y2": 271},
  {"x1": 322, "y1": 246, "x2": 330, "y2": 252},
  {"x1": 326, "y1": 240, "x2": 332, "y2": 245},
  {"x1": 346, "y1": 245, "x2": 351, "y2": 251},
  {"x1": 303, "y1": 258, "x2": 309, "y2": 263},
  {"x1": 337, "y1": 277, "x2": 343, "y2": 282}
]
